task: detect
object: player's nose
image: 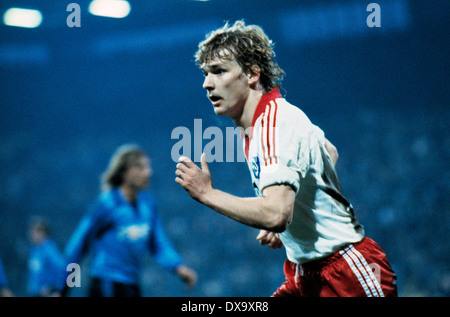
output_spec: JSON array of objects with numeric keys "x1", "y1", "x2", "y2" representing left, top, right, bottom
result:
[{"x1": 202, "y1": 73, "x2": 214, "y2": 91}]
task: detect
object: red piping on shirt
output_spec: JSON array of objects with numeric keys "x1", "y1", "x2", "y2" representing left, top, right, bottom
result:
[{"x1": 244, "y1": 88, "x2": 281, "y2": 161}]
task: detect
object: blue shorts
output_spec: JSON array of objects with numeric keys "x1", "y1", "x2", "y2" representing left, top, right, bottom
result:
[{"x1": 89, "y1": 277, "x2": 141, "y2": 297}]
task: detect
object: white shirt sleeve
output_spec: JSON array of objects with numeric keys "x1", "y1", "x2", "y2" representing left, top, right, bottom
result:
[{"x1": 257, "y1": 105, "x2": 314, "y2": 194}]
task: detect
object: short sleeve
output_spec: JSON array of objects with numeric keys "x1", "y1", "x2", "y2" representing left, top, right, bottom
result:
[{"x1": 258, "y1": 114, "x2": 311, "y2": 194}]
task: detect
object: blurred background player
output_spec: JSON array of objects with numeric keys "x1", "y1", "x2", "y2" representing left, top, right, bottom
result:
[
  {"x1": 176, "y1": 20, "x2": 397, "y2": 297},
  {"x1": 0, "y1": 258, "x2": 14, "y2": 297},
  {"x1": 27, "y1": 216, "x2": 66, "y2": 297},
  {"x1": 60, "y1": 144, "x2": 197, "y2": 297}
]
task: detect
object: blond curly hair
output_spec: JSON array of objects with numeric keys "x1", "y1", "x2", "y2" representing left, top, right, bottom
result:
[{"x1": 195, "y1": 20, "x2": 285, "y2": 92}]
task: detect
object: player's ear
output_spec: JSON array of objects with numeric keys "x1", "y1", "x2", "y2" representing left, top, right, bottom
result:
[{"x1": 248, "y1": 65, "x2": 261, "y2": 86}]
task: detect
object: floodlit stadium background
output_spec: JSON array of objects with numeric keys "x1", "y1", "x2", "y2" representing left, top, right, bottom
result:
[{"x1": 0, "y1": 0, "x2": 448, "y2": 297}]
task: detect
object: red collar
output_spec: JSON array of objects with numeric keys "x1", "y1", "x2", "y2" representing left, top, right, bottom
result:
[
  {"x1": 244, "y1": 88, "x2": 281, "y2": 139},
  {"x1": 251, "y1": 88, "x2": 281, "y2": 128},
  {"x1": 243, "y1": 88, "x2": 281, "y2": 159}
]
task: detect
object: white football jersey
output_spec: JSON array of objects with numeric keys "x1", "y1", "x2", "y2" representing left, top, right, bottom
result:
[{"x1": 244, "y1": 89, "x2": 364, "y2": 264}]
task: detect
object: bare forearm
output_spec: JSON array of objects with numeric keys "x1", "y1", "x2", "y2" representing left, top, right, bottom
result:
[
  {"x1": 175, "y1": 155, "x2": 294, "y2": 233},
  {"x1": 200, "y1": 189, "x2": 289, "y2": 232}
]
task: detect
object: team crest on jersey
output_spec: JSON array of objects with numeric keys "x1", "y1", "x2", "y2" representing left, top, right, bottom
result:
[
  {"x1": 118, "y1": 224, "x2": 150, "y2": 241},
  {"x1": 251, "y1": 156, "x2": 261, "y2": 179}
]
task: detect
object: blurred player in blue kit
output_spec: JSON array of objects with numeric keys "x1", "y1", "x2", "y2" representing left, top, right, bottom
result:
[
  {"x1": 27, "y1": 217, "x2": 66, "y2": 296},
  {"x1": 59, "y1": 144, "x2": 197, "y2": 297},
  {"x1": 0, "y1": 258, "x2": 14, "y2": 297}
]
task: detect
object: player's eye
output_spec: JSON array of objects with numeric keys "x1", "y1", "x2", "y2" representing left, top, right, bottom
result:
[{"x1": 213, "y1": 68, "x2": 225, "y2": 75}]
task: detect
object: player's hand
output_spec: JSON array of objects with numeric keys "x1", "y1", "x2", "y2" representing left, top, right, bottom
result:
[
  {"x1": 176, "y1": 265, "x2": 198, "y2": 289},
  {"x1": 175, "y1": 153, "x2": 213, "y2": 203},
  {"x1": 256, "y1": 230, "x2": 283, "y2": 249}
]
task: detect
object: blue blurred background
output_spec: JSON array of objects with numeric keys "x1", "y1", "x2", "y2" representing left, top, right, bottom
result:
[{"x1": 0, "y1": 0, "x2": 448, "y2": 297}]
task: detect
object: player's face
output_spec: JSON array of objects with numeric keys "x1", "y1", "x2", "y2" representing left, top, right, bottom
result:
[
  {"x1": 123, "y1": 156, "x2": 152, "y2": 190},
  {"x1": 201, "y1": 53, "x2": 251, "y2": 119},
  {"x1": 29, "y1": 227, "x2": 45, "y2": 245}
]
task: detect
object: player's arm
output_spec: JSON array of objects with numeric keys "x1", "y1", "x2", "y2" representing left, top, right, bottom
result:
[
  {"x1": 59, "y1": 201, "x2": 111, "y2": 296},
  {"x1": 175, "y1": 154, "x2": 295, "y2": 233},
  {"x1": 148, "y1": 208, "x2": 197, "y2": 288},
  {"x1": 325, "y1": 138, "x2": 338, "y2": 166}
]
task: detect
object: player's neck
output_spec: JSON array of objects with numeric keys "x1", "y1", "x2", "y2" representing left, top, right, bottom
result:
[
  {"x1": 120, "y1": 184, "x2": 138, "y2": 204},
  {"x1": 232, "y1": 88, "x2": 264, "y2": 129}
]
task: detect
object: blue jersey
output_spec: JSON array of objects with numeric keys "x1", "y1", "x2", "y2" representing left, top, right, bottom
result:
[
  {"x1": 64, "y1": 188, "x2": 183, "y2": 285},
  {"x1": 28, "y1": 239, "x2": 65, "y2": 296},
  {"x1": 0, "y1": 258, "x2": 9, "y2": 289}
]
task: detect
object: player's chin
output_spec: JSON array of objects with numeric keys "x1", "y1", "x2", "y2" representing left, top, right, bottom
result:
[
  {"x1": 213, "y1": 106, "x2": 229, "y2": 117},
  {"x1": 212, "y1": 106, "x2": 222, "y2": 115}
]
